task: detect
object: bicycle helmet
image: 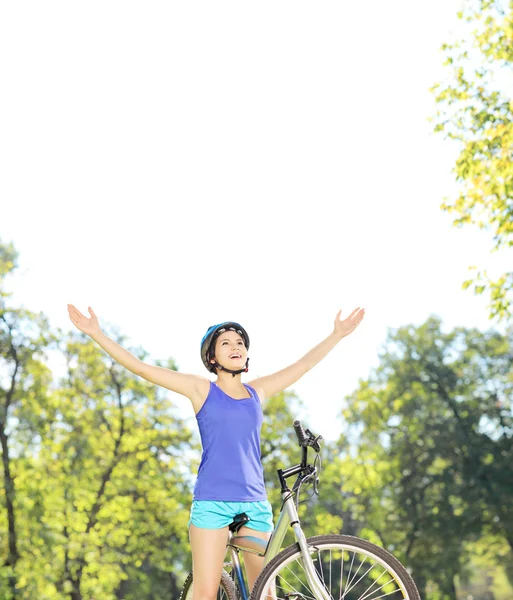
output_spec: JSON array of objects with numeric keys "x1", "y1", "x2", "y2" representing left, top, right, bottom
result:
[{"x1": 201, "y1": 322, "x2": 250, "y2": 376}]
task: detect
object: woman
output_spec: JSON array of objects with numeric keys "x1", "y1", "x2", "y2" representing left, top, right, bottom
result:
[{"x1": 67, "y1": 304, "x2": 365, "y2": 600}]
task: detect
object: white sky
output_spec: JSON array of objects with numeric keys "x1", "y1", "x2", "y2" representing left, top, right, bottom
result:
[{"x1": 1, "y1": 1, "x2": 511, "y2": 440}]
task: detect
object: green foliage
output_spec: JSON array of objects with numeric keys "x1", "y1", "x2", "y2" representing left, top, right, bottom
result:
[
  {"x1": 0, "y1": 239, "x2": 18, "y2": 288},
  {"x1": 457, "y1": 534, "x2": 513, "y2": 599},
  {"x1": 0, "y1": 295, "x2": 55, "y2": 599},
  {"x1": 337, "y1": 316, "x2": 513, "y2": 598},
  {"x1": 432, "y1": 0, "x2": 513, "y2": 321},
  {"x1": 31, "y1": 334, "x2": 194, "y2": 599},
  {"x1": 0, "y1": 305, "x2": 195, "y2": 598}
]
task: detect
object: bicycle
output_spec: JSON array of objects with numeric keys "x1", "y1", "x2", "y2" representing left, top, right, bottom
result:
[{"x1": 180, "y1": 420, "x2": 421, "y2": 600}]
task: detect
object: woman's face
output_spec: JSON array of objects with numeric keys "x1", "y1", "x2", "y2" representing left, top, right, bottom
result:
[{"x1": 211, "y1": 330, "x2": 248, "y2": 370}]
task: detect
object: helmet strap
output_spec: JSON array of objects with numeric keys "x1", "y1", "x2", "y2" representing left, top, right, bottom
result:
[{"x1": 211, "y1": 358, "x2": 250, "y2": 377}]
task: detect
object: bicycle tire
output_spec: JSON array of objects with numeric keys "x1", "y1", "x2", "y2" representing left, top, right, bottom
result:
[
  {"x1": 250, "y1": 534, "x2": 421, "y2": 600},
  {"x1": 179, "y1": 569, "x2": 237, "y2": 600}
]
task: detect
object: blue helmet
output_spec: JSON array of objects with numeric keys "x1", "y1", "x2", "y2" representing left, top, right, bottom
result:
[{"x1": 201, "y1": 322, "x2": 250, "y2": 375}]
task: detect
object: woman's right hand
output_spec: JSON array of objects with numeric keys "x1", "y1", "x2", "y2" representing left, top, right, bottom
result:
[{"x1": 67, "y1": 304, "x2": 102, "y2": 338}]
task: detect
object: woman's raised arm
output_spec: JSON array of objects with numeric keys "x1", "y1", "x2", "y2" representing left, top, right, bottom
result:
[
  {"x1": 67, "y1": 304, "x2": 207, "y2": 401},
  {"x1": 248, "y1": 307, "x2": 365, "y2": 400}
]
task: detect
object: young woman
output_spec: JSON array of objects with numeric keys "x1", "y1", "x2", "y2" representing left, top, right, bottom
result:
[{"x1": 67, "y1": 304, "x2": 365, "y2": 600}]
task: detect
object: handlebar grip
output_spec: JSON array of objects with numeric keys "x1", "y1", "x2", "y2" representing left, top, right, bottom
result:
[{"x1": 293, "y1": 420, "x2": 308, "y2": 446}]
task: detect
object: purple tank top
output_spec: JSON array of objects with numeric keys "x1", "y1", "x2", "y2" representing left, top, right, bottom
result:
[{"x1": 193, "y1": 381, "x2": 267, "y2": 501}]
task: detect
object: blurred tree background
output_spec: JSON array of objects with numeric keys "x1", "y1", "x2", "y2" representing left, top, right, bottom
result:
[{"x1": 1, "y1": 2, "x2": 513, "y2": 596}]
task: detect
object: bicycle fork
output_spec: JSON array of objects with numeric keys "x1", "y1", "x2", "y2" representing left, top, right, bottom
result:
[{"x1": 283, "y1": 495, "x2": 332, "y2": 600}]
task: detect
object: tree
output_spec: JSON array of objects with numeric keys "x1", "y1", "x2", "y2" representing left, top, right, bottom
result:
[
  {"x1": 339, "y1": 316, "x2": 513, "y2": 599},
  {"x1": 432, "y1": 0, "x2": 513, "y2": 320},
  {"x1": 0, "y1": 240, "x2": 55, "y2": 600},
  {"x1": 26, "y1": 334, "x2": 195, "y2": 600}
]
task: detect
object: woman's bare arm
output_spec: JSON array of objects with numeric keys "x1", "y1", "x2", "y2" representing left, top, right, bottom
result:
[
  {"x1": 67, "y1": 304, "x2": 207, "y2": 400},
  {"x1": 248, "y1": 307, "x2": 365, "y2": 401}
]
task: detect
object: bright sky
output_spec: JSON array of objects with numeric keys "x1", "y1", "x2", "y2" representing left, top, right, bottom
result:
[{"x1": 1, "y1": 1, "x2": 511, "y2": 440}]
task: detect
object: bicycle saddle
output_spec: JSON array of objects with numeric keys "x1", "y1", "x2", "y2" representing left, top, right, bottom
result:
[{"x1": 228, "y1": 513, "x2": 250, "y2": 533}]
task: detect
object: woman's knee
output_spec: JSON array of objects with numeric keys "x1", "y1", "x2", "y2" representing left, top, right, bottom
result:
[{"x1": 191, "y1": 581, "x2": 224, "y2": 600}]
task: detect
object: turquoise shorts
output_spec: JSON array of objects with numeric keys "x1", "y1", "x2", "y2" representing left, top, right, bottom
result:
[{"x1": 189, "y1": 500, "x2": 274, "y2": 532}]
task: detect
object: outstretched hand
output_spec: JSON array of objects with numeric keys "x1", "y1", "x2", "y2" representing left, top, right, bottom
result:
[
  {"x1": 67, "y1": 304, "x2": 102, "y2": 337},
  {"x1": 334, "y1": 307, "x2": 365, "y2": 338}
]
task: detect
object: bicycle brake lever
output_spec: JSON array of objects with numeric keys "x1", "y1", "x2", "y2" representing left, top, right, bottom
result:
[{"x1": 305, "y1": 430, "x2": 322, "y2": 452}]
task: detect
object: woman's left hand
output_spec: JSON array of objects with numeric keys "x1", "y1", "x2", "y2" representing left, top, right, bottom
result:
[{"x1": 334, "y1": 307, "x2": 365, "y2": 338}]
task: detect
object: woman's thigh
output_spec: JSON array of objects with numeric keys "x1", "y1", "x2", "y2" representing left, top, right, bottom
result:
[
  {"x1": 189, "y1": 524, "x2": 229, "y2": 600},
  {"x1": 238, "y1": 526, "x2": 273, "y2": 592}
]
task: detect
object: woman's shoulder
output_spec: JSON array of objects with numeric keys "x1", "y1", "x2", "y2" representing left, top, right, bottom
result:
[{"x1": 190, "y1": 377, "x2": 213, "y2": 414}]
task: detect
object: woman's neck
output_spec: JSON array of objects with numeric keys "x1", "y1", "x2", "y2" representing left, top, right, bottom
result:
[
  {"x1": 215, "y1": 372, "x2": 244, "y2": 390},
  {"x1": 215, "y1": 371, "x2": 247, "y2": 395}
]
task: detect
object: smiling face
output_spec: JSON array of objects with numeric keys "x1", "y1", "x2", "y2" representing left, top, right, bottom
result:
[{"x1": 211, "y1": 330, "x2": 248, "y2": 372}]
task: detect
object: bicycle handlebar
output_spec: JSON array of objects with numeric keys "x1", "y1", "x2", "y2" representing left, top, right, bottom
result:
[
  {"x1": 293, "y1": 420, "x2": 308, "y2": 446},
  {"x1": 293, "y1": 420, "x2": 322, "y2": 453},
  {"x1": 277, "y1": 421, "x2": 323, "y2": 494}
]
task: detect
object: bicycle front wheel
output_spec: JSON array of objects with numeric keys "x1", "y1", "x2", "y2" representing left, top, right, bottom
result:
[
  {"x1": 179, "y1": 569, "x2": 237, "y2": 600},
  {"x1": 250, "y1": 534, "x2": 421, "y2": 600}
]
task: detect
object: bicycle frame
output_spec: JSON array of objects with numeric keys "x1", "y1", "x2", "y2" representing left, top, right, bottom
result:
[
  {"x1": 183, "y1": 422, "x2": 417, "y2": 600},
  {"x1": 227, "y1": 488, "x2": 331, "y2": 600}
]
